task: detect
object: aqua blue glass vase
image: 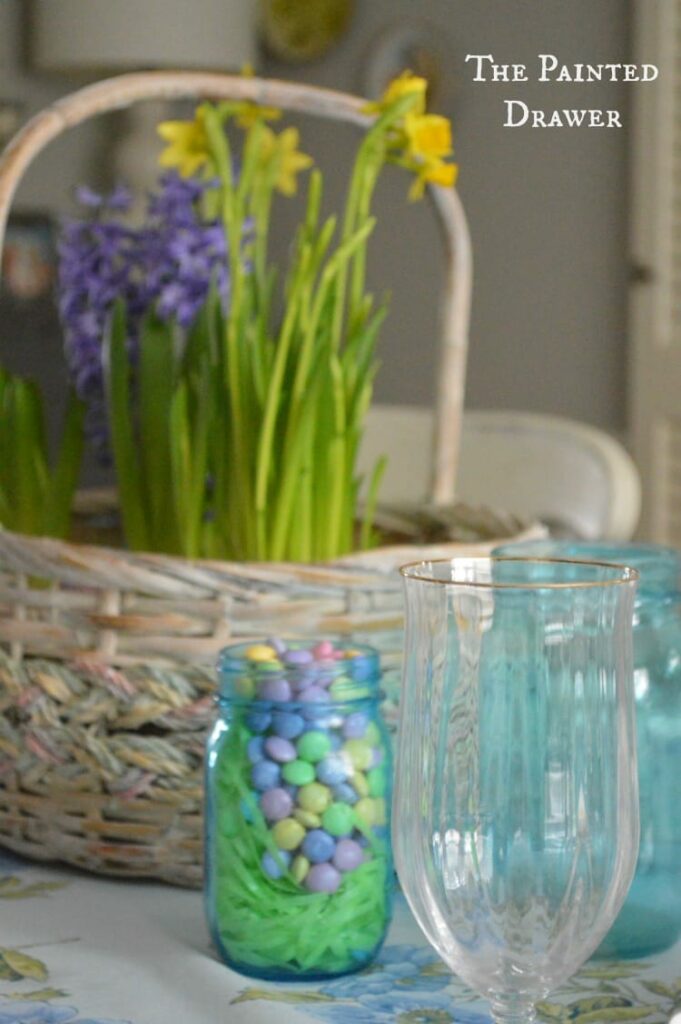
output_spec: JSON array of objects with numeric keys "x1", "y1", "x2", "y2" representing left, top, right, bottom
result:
[{"x1": 495, "y1": 540, "x2": 681, "y2": 958}]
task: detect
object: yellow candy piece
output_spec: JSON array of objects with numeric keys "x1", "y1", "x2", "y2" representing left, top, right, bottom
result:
[
  {"x1": 245, "y1": 644, "x2": 277, "y2": 662},
  {"x1": 352, "y1": 771, "x2": 369, "y2": 798},
  {"x1": 235, "y1": 674, "x2": 256, "y2": 698},
  {"x1": 375, "y1": 797, "x2": 387, "y2": 826},
  {"x1": 344, "y1": 739, "x2": 373, "y2": 771},
  {"x1": 343, "y1": 648, "x2": 362, "y2": 659},
  {"x1": 354, "y1": 797, "x2": 377, "y2": 827},
  {"x1": 365, "y1": 721, "x2": 381, "y2": 746},
  {"x1": 298, "y1": 782, "x2": 331, "y2": 814},
  {"x1": 294, "y1": 808, "x2": 321, "y2": 829},
  {"x1": 291, "y1": 854, "x2": 310, "y2": 884},
  {"x1": 272, "y1": 817, "x2": 306, "y2": 851}
]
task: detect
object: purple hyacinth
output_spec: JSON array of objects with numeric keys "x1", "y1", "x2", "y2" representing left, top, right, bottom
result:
[{"x1": 58, "y1": 173, "x2": 233, "y2": 458}]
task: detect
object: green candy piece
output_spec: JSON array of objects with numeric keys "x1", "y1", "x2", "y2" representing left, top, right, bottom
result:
[
  {"x1": 367, "y1": 767, "x2": 386, "y2": 798},
  {"x1": 322, "y1": 802, "x2": 355, "y2": 837},
  {"x1": 257, "y1": 660, "x2": 284, "y2": 673},
  {"x1": 365, "y1": 721, "x2": 381, "y2": 746},
  {"x1": 235, "y1": 674, "x2": 255, "y2": 698},
  {"x1": 296, "y1": 730, "x2": 331, "y2": 763},
  {"x1": 282, "y1": 759, "x2": 315, "y2": 786}
]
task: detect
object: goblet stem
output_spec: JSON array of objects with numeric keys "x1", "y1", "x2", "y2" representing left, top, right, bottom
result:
[{"x1": 491, "y1": 1001, "x2": 537, "y2": 1024}]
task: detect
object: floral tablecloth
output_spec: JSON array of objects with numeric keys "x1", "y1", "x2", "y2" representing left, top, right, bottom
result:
[{"x1": 0, "y1": 848, "x2": 679, "y2": 1024}]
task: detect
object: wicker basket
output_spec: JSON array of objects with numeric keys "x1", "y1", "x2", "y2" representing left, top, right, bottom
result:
[{"x1": 0, "y1": 72, "x2": 540, "y2": 887}]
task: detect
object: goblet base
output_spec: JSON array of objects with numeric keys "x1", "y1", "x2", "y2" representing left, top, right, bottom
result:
[{"x1": 491, "y1": 1000, "x2": 537, "y2": 1024}]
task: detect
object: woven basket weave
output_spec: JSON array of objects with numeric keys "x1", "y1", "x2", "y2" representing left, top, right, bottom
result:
[{"x1": 0, "y1": 72, "x2": 537, "y2": 886}]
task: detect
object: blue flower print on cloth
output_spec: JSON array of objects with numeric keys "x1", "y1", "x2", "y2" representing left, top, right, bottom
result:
[
  {"x1": 0, "y1": 1002, "x2": 132, "y2": 1024},
  {"x1": 319, "y1": 944, "x2": 451, "y2": 1000},
  {"x1": 312, "y1": 991, "x2": 491, "y2": 1024}
]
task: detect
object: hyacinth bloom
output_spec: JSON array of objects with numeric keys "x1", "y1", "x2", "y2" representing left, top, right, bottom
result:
[{"x1": 58, "y1": 174, "x2": 231, "y2": 456}]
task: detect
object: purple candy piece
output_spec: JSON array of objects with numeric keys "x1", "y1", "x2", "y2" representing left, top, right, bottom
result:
[
  {"x1": 251, "y1": 759, "x2": 281, "y2": 791},
  {"x1": 260, "y1": 787, "x2": 293, "y2": 821},
  {"x1": 258, "y1": 678, "x2": 292, "y2": 702},
  {"x1": 271, "y1": 711, "x2": 305, "y2": 740},
  {"x1": 247, "y1": 736, "x2": 265, "y2": 764},
  {"x1": 342, "y1": 711, "x2": 369, "y2": 739},
  {"x1": 284, "y1": 648, "x2": 314, "y2": 665},
  {"x1": 262, "y1": 850, "x2": 291, "y2": 879},
  {"x1": 268, "y1": 637, "x2": 288, "y2": 656},
  {"x1": 264, "y1": 736, "x2": 297, "y2": 763},
  {"x1": 333, "y1": 838, "x2": 364, "y2": 872},
  {"x1": 298, "y1": 686, "x2": 330, "y2": 704},
  {"x1": 305, "y1": 862, "x2": 342, "y2": 893}
]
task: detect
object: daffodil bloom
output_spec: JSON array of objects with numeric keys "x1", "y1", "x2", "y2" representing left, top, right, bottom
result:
[
  {"x1": 260, "y1": 126, "x2": 313, "y2": 196},
  {"x1": 408, "y1": 157, "x2": 459, "y2": 201},
  {"x1": 363, "y1": 70, "x2": 428, "y2": 116},
  {"x1": 403, "y1": 112, "x2": 453, "y2": 162},
  {"x1": 158, "y1": 109, "x2": 212, "y2": 177},
  {"x1": 235, "y1": 102, "x2": 282, "y2": 130},
  {"x1": 236, "y1": 63, "x2": 283, "y2": 128}
]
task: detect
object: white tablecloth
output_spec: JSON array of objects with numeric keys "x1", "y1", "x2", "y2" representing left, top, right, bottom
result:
[{"x1": 0, "y1": 849, "x2": 679, "y2": 1024}]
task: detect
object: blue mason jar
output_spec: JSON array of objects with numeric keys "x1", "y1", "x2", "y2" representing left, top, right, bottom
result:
[
  {"x1": 205, "y1": 639, "x2": 393, "y2": 981},
  {"x1": 495, "y1": 540, "x2": 681, "y2": 958}
]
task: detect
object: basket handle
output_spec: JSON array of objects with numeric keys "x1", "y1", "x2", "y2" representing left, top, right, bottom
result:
[{"x1": 0, "y1": 70, "x2": 472, "y2": 505}]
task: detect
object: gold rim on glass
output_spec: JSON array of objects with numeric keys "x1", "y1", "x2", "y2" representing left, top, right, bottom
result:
[{"x1": 399, "y1": 556, "x2": 640, "y2": 589}]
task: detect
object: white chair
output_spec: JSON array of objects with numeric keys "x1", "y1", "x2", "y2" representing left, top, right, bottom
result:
[{"x1": 358, "y1": 406, "x2": 642, "y2": 541}]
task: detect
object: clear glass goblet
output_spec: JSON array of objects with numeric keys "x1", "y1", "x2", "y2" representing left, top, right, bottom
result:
[{"x1": 394, "y1": 557, "x2": 640, "y2": 1024}]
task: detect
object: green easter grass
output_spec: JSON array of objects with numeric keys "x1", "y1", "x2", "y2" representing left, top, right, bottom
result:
[{"x1": 213, "y1": 727, "x2": 389, "y2": 975}]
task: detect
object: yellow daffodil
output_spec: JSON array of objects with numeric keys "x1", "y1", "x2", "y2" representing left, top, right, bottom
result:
[
  {"x1": 157, "y1": 108, "x2": 212, "y2": 177},
  {"x1": 260, "y1": 126, "x2": 313, "y2": 196},
  {"x1": 236, "y1": 63, "x2": 283, "y2": 129},
  {"x1": 408, "y1": 157, "x2": 459, "y2": 201},
  {"x1": 364, "y1": 70, "x2": 428, "y2": 116},
  {"x1": 403, "y1": 112, "x2": 453, "y2": 162}
]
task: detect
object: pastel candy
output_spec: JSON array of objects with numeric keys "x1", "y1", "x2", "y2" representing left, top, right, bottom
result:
[
  {"x1": 352, "y1": 772, "x2": 369, "y2": 797},
  {"x1": 261, "y1": 850, "x2": 291, "y2": 879},
  {"x1": 333, "y1": 838, "x2": 364, "y2": 872},
  {"x1": 305, "y1": 863, "x2": 341, "y2": 893},
  {"x1": 246, "y1": 644, "x2": 277, "y2": 661},
  {"x1": 251, "y1": 759, "x2": 280, "y2": 791},
  {"x1": 297, "y1": 731, "x2": 332, "y2": 763},
  {"x1": 294, "y1": 808, "x2": 322, "y2": 829},
  {"x1": 260, "y1": 787, "x2": 293, "y2": 822},
  {"x1": 282, "y1": 759, "x2": 316, "y2": 786},
  {"x1": 367, "y1": 767, "x2": 386, "y2": 797},
  {"x1": 283, "y1": 648, "x2": 314, "y2": 665},
  {"x1": 342, "y1": 712, "x2": 369, "y2": 739},
  {"x1": 264, "y1": 736, "x2": 297, "y2": 763},
  {"x1": 272, "y1": 817, "x2": 306, "y2": 851},
  {"x1": 343, "y1": 739, "x2": 373, "y2": 771},
  {"x1": 247, "y1": 736, "x2": 265, "y2": 763},
  {"x1": 354, "y1": 797, "x2": 377, "y2": 827},
  {"x1": 271, "y1": 711, "x2": 305, "y2": 739},
  {"x1": 298, "y1": 686, "x2": 330, "y2": 704},
  {"x1": 291, "y1": 854, "x2": 310, "y2": 883},
  {"x1": 268, "y1": 638, "x2": 288, "y2": 656},
  {"x1": 321, "y1": 802, "x2": 355, "y2": 837},
  {"x1": 298, "y1": 782, "x2": 331, "y2": 814},
  {"x1": 316, "y1": 754, "x2": 350, "y2": 786},
  {"x1": 331, "y1": 782, "x2": 357, "y2": 805},
  {"x1": 313, "y1": 640, "x2": 334, "y2": 659},
  {"x1": 259, "y1": 678, "x2": 292, "y2": 702},
  {"x1": 246, "y1": 710, "x2": 271, "y2": 734},
  {"x1": 301, "y1": 828, "x2": 335, "y2": 863},
  {"x1": 235, "y1": 675, "x2": 255, "y2": 698}
]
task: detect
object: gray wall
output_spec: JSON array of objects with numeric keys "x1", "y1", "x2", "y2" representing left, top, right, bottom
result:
[{"x1": 0, "y1": 0, "x2": 630, "y2": 436}]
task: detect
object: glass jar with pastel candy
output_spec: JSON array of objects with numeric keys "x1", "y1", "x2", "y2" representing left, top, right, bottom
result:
[{"x1": 205, "y1": 639, "x2": 392, "y2": 980}]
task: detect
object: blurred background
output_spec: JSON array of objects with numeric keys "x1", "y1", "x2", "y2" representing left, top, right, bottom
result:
[{"x1": 0, "y1": 0, "x2": 675, "y2": 542}]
